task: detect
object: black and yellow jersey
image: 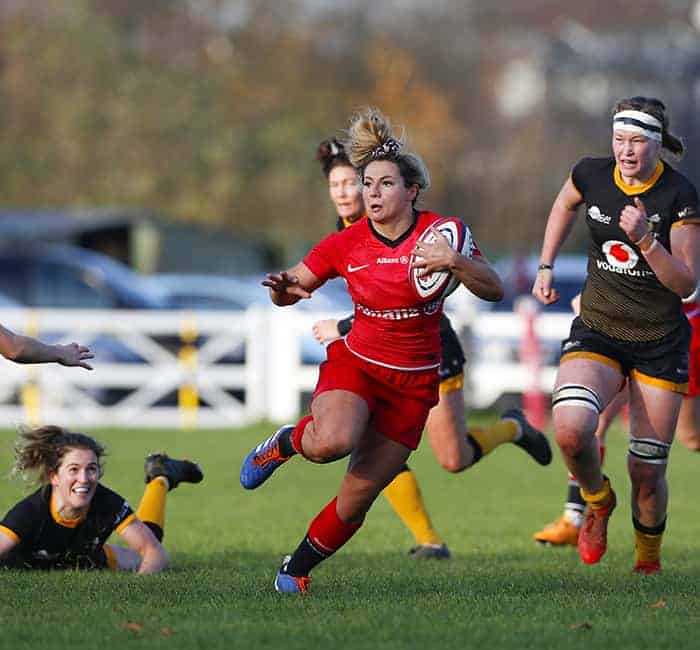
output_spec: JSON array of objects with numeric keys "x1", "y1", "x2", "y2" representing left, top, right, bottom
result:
[
  {"x1": 0, "y1": 484, "x2": 134, "y2": 570},
  {"x1": 573, "y1": 156, "x2": 700, "y2": 342}
]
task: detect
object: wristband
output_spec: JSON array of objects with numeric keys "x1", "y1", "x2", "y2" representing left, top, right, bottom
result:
[
  {"x1": 641, "y1": 238, "x2": 658, "y2": 255},
  {"x1": 337, "y1": 316, "x2": 354, "y2": 336},
  {"x1": 633, "y1": 231, "x2": 653, "y2": 251}
]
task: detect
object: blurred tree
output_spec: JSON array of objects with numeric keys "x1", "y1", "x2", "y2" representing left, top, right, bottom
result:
[{"x1": 0, "y1": 0, "x2": 697, "y2": 263}]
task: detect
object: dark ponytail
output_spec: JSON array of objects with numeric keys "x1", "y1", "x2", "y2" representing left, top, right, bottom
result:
[{"x1": 315, "y1": 137, "x2": 352, "y2": 177}]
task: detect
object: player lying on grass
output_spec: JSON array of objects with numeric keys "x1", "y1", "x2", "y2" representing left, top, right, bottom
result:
[{"x1": 0, "y1": 425, "x2": 202, "y2": 573}]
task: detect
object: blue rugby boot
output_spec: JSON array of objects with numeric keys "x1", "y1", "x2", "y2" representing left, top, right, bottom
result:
[
  {"x1": 274, "y1": 555, "x2": 311, "y2": 594},
  {"x1": 239, "y1": 424, "x2": 295, "y2": 489}
]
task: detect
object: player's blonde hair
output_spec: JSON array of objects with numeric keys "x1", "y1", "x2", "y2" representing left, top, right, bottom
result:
[
  {"x1": 346, "y1": 108, "x2": 430, "y2": 196},
  {"x1": 12, "y1": 425, "x2": 105, "y2": 486}
]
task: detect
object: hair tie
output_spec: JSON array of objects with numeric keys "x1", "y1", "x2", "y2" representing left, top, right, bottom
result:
[{"x1": 371, "y1": 138, "x2": 402, "y2": 159}]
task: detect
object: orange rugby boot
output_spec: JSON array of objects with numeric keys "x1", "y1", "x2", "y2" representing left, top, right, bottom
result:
[{"x1": 533, "y1": 516, "x2": 580, "y2": 546}]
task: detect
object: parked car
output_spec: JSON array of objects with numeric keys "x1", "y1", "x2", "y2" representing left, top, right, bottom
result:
[
  {"x1": 0, "y1": 242, "x2": 169, "y2": 310},
  {"x1": 0, "y1": 242, "x2": 174, "y2": 372}
]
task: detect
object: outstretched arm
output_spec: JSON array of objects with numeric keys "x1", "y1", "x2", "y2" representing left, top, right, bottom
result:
[
  {"x1": 262, "y1": 262, "x2": 322, "y2": 307},
  {"x1": 0, "y1": 325, "x2": 93, "y2": 369}
]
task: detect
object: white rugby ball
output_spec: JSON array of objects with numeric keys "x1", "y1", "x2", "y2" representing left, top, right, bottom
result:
[{"x1": 409, "y1": 217, "x2": 473, "y2": 300}]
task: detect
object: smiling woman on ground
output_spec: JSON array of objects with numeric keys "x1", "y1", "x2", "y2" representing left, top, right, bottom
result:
[{"x1": 0, "y1": 425, "x2": 203, "y2": 573}]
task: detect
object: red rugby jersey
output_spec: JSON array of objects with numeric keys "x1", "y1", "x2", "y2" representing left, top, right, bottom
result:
[{"x1": 304, "y1": 210, "x2": 479, "y2": 370}]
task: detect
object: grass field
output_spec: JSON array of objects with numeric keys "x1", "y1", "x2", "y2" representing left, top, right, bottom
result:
[{"x1": 1, "y1": 416, "x2": 699, "y2": 649}]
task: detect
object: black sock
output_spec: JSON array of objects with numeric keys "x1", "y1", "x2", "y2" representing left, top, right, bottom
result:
[
  {"x1": 466, "y1": 435, "x2": 483, "y2": 465},
  {"x1": 283, "y1": 536, "x2": 327, "y2": 577},
  {"x1": 144, "y1": 521, "x2": 164, "y2": 543},
  {"x1": 277, "y1": 428, "x2": 297, "y2": 458}
]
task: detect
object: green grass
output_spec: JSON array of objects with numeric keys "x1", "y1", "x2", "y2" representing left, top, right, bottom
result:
[{"x1": 0, "y1": 416, "x2": 699, "y2": 649}]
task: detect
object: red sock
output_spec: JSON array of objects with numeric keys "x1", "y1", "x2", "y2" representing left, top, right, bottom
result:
[
  {"x1": 308, "y1": 497, "x2": 364, "y2": 555},
  {"x1": 291, "y1": 415, "x2": 313, "y2": 454}
]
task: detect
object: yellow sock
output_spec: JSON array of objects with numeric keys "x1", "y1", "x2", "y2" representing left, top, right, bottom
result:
[
  {"x1": 136, "y1": 476, "x2": 169, "y2": 530},
  {"x1": 468, "y1": 420, "x2": 518, "y2": 457},
  {"x1": 580, "y1": 478, "x2": 612, "y2": 510},
  {"x1": 383, "y1": 468, "x2": 443, "y2": 546},
  {"x1": 634, "y1": 529, "x2": 663, "y2": 564}
]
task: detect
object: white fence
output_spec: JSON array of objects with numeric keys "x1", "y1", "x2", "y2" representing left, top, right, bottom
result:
[{"x1": 0, "y1": 307, "x2": 573, "y2": 428}]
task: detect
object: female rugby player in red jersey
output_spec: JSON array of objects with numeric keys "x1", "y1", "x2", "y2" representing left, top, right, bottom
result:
[
  {"x1": 532, "y1": 96, "x2": 700, "y2": 573},
  {"x1": 0, "y1": 426, "x2": 202, "y2": 572},
  {"x1": 240, "y1": 108, "x2": 507, "y2": 593},
  {"x1": 313, "y1": 137, "x2": 551, "y2": 560}
]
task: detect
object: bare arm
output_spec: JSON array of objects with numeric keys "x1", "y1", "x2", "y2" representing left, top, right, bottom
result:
[
  {"x1": 117, "y1": 519, "x2": 169, "y2": 575},
  {"x1": 0, "y1": 529, "x2": 18, "y2": 559},
  {"x1": 0, "y1": 325, "x2": 93, "y2": 369},
  {"x1": 532, "y1": 177, "x2": 583, "y2": 305},
  {"x1": 449, "y1": 254, "x2": 503, "y2": 302},
  {"x1": 261, "y1": 262, "x2": 323, "y2": 307}
]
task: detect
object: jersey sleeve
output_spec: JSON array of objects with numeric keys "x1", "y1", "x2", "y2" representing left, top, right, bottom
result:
[
  {"x1": 97, "y1": 485, "x2": 135, "y2": 534},
  {"x1": 0, "y1": 498, "x2": 38, "y2": 544},
  {"x1": 570, "y1": 158, "x2": 592, "y2": 196},
  {"x1": 671, "y1": 181, "x2": 700, "y2": 227},
  {"x1": 303, "y1": 231, "x2": 342, "y2": 283}
]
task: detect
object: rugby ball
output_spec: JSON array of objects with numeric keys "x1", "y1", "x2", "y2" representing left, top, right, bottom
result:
[{"x1": 409, "y1": 217, "x2": 473, "y2": 301}]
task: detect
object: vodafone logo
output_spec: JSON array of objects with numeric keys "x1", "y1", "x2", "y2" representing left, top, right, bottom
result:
[{"x1": 602, "y1": 240, "x2": 638, "y2": 270}]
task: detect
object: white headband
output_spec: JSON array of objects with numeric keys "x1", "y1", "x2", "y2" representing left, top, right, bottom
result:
[{"x1": 613, "y1": 110, "x2": 663, "y2": 142}]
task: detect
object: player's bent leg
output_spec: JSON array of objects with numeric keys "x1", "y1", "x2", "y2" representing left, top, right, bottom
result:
[
  {"x1": 550, "y1": 363, "x2": 620, "y2": 564},
  {"x1": 240, "y1": 390, "x2": 370, "y2": 489},
  {"x1": 275, "y1": 430, "x2": 411, "y2": 594}
]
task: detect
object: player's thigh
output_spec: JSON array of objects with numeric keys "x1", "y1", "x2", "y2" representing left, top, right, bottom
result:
[
  {"x1": 676, "y1": 396, "x2": 700, "y2": 450},
  {"x1": 628, "y1": 378, "x2": 683, "y2": 445},
  {"x1": 425, "y1": 387, "x2": 468, "y2": 467},
  {"x1": 553, "y1": 357, "x2": 623, "y2": 432},
  {"x1": 310, "y1": 389, "x2": 370, "y2": 452}
]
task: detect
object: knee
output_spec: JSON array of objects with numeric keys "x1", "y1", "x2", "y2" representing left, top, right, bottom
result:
[
  {"x1": 436, "y1": 454, "x2": 467, "y2": 473},
  {"x1": 554, "y1": 424, "x2": 591, "y2": 459},
  {"x1": 552, "y1": 408, "x2": 598, "y2": 458},
  {"x1": 304, "y1": 422, "x2": 354, "y2": 462},
  {"x1": 678, "y1": 431, "x2": 700, "y2": 452}
]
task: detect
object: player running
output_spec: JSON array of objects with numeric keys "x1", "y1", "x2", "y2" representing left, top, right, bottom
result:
[
  {"x1": 532, "y1": 96, "x2": 700, "y2": 573},
  {"x1": 313, "y1": 136, "x2": 551, "y2": 559}
]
